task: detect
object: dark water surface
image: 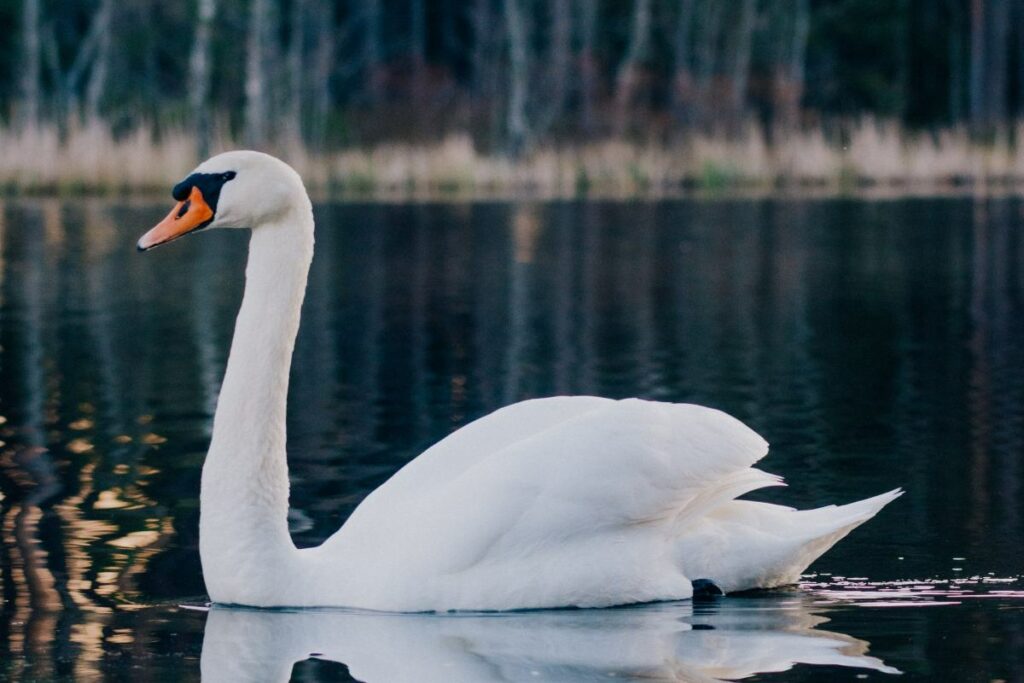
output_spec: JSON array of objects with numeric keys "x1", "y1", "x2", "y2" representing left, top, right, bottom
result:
[{"x1": 0, "y1": 197, "x2": 1022, "y2": 681}]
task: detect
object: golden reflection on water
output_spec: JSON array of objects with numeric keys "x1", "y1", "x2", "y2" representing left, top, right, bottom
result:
[
  {"x1": 1, "y1": 434, "x2": 178, "y2": 675},
  {"x1": 3, "y1": 479, "x2": 61, "y2": 680},
  {"x1": 0, "y1": 200, "x2": 187, "y2": 679}
]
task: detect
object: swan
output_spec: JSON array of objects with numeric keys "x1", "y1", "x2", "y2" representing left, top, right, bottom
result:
[
  {"x1": 137, "y1": 150, "x2": 901, "y2": 611},
  {"x1": 199, "y1": 598, "x2": 900, "y2": 681}
]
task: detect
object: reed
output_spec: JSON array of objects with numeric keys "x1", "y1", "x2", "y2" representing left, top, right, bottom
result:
[{"x1": 3, "y1": 119, "x2": 1024, "y2": 197}]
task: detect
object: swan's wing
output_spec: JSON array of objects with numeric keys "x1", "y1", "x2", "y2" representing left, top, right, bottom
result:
[
  {"x1": 420, "y1": 397, "x2": 769, "y2": 534},
  {"x1": 335, "y1": 397, "x2": 769, "y2": 574},
  {"x1": 368, "y1": 396, "x2": 768, "y2": 515},
  {"x1": 369, "y1": 396, "x2": 617, "y2": 499}
]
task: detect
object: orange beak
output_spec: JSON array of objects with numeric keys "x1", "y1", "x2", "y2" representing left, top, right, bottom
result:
[{"x1": 137, "y1": 186, "x2": 215, "y2": 251}]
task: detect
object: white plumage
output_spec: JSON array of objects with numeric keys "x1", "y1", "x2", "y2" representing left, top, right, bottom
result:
[
  {"x1": 316, "y1": 396, "x2": 899, "y2": 611},
  {"x1": 140, "y1": 151, "x2": 900, "y2": 612}
]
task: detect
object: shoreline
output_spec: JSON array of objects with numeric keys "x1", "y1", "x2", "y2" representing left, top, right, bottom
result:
[{"x1": 5, "y1": 121, "x2": 1024, "y2": 200}]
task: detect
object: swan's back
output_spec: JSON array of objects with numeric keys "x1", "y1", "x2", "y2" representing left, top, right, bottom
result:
[
  {"x1": 304, "y1": 397, "x2": 897, "y2": 611},
  {"x1": 340, "y1": 398, "x2": 770, "y2": 544}
]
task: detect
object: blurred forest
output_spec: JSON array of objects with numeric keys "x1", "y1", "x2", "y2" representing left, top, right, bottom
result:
[{"x1": 4, "y1": 0, "x2": 1024, "y2": 193}]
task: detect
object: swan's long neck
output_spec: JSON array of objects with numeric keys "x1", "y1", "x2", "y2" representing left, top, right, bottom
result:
[{"x1": 199, "y1": 203, "x2": 314, "y2": 600}]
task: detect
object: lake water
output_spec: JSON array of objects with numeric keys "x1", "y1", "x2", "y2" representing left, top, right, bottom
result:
[{"x1": 0, "y1": 196, "x2": 1022, "y2": 681}]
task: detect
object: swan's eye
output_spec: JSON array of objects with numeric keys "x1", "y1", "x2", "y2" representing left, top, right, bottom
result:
[{"x1": 172, "y1": 171, "x2": 238, "y2": 207}]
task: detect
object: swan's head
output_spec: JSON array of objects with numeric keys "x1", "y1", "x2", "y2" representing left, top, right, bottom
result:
[{"x1": 137, "y1": 150, "x2": 308, "y2": 251}]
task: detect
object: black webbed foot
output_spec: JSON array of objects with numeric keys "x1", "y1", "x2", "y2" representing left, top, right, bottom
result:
[{"x1": 692, "y1": 578, "x2": 723, "y2": 598}]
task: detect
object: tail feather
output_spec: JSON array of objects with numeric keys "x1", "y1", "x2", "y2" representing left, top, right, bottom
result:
[
  {"x1": 790, "y1": 488, "x2": 904, "y2": 536},
  {"x1": 676, "y1": 487, "x2": 903, "y2": 593}
]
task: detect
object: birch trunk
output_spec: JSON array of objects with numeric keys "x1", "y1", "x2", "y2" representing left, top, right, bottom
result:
[
  {"x1": 245, "y1": 0, "x2": 270, "y2": 147},
  {"x1": 504, "y1": 0, "x2": 530, "y2": 155},
  {"x1": 537, "y1": 0, "x2": 570, "y2": 136},
  {"x1": 728, "y1": 0, "x2": 757, "y2": 123},
  {"x1": 771, "y1": 0, "x2": 809, "y2": 131},
  {"x1": 614, "y1": 0, "x2": 652, "y2": 135},
  {"x1": 288, "y1": 0, "x2": 307, "y2": 146},
  {"x1": 985, "y1": 0, "x2": 1010, "y2": 127},
  {"x1": 18, "y1": 0, "x2": 41, "y2": 130},
  {"x1": 53, "y1": 0, "x2": 108, "y2": 123},
  {"x1": 310, "y1": 0, "x2": 334, "y2": 148},
  {"x1": 671, "y1": 0, "x2": 696, "y2": 125},
  {"x1": 84, "y1": 0, "x2": 112, "y2": 122},
  {"x1": 695, "y1": 0, "x2": 724, "y2": 126},
  {"x1": 577, "y1": 0, "x2": 598, "y2": 134},
  {"x1": 41, "y1": 25, "x2": 66, "y2": 133},
  {"x1": 189, "y1": 0, "x2": 217, "y2": 158},
  {"x1": 969, "y1": 0, "x2": 985, "y2": 128},
  {"x1": 472, "y1": 0, "x2": 495, "y2": 100},
  {"x1": 787, "y1": 0, "x2": 810, "y2": 126}
]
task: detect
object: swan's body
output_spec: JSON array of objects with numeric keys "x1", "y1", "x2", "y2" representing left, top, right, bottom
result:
[{"x1": 139, "y1": 151, "x2": 900, "y2": 612}]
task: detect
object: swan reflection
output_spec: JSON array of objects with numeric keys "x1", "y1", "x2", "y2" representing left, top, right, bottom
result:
[{"x1": 200, "y1": 596, "x2": 899, "y2": 682}]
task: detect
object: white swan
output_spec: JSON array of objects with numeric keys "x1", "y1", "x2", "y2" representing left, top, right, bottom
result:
[
  {"x1": 138, "y1": 150, "x2": 901, "y2": 611},
  {"x1": 199, "y1": 598, "x2": 900, "y2": 681}
]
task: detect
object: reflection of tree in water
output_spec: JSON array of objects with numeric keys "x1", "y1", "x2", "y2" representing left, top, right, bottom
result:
[
  {"x1": 0, "y1": 198, "x2": 63, "y2": 680},
  {"x1": 0, "y1": 201, "x2": 182, "y2": 678}
]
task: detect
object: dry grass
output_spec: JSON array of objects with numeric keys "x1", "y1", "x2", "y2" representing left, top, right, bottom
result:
[
  {"x1": 0, "y1": 123, "x2": 195, "y2": 193},
  {"x1": 3, "y1": 119, "x2": 1024, "y2": 197}
]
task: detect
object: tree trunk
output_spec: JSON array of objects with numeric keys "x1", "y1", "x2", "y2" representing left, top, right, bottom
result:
[
  {"x1": 614, "y1": 0, "x2": 652, "y2": 135},
  {"x1": 245, "y1": 0, "x2": 271, "y2": 147},
  {"x1": 948, "y1": 0, "x2": 964, "y2": 122},
  {"x1": 536, "y1": 0, "x2": 570, "y2": 137},
  {"x1": 53, "y1": 2, "x2": 108, "y2": 126},
  {"x1": 671, "y1": 0, "x2": 696, "y2": 126},
  {"x1": 577, "y1": 0, "x2": 598, "y2": 135},
  {"x1": 1015, "y1": 0, "x2": 1024, "y2": 118},
  {"x1": 189, "y1": 0, "x2": 217, "y2": 158},
  {"x1": 727, "y1": 0, "x2": 757, "y2": 124},
  {"x1": 310, "y1": 0, "x2": 334, "y2": 148},
  {"x1": 288, "y1": 0, "x2": 307, "y2": 146},
  {"x1": 968, "y1": 0, "x2": 985, "y2": 128},
  {"x1": 411, "y1": 0, "x2": 427, "y2": 106},
  {"x1": 787, "y1": 0, "x2": 810, "y2": 115},
  {"x1": 84, "y1": 0, "x2": 112, "y2": 123},
  {"x1": 365, "y1": 0, "x2": 385, "y2": 104},
  {"x1": 771, "y1": 0, "x2": 810, "y2": 132},
  {"x1": 41, "y1": 25, "x2": 67, "y2": 133},
  {"x1": 142, "y1": 7, "x2": 159, "y2": 122},
  {"x1": 985, "y1": 0, "x2": 1010, "y2": 127},
  {"x1": 504, "y1": 0, "x2": 530, "y2": 155},
  {"x1": 695, "y1": 0, "x2": 725, "y2": 127},
  {"x1": 18, "y1": 0, "x2": 41, "y2": 130},
  {"x1": 472, "y1": 0, "x2": 495, "y2": 99}
]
